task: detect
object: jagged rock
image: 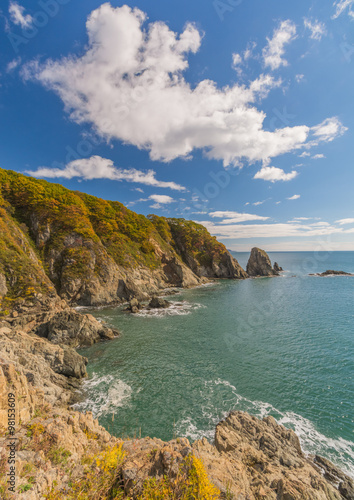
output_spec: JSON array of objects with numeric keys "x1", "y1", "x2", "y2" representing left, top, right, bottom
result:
[
  {"x1": 0, "y1": 324, "x2": 87, "y2": 406},
  {"x1": 125, "y1": 297, "x2": 142, "y2": 313},
  {"x1": 0, "y1": 273, "x2": 7, "y2": 297},
  {"x1": 33, "y1": 309, "x2": 118, "y2": 347},
  {"x1": 274, "y1": 262, "x2": 283, "y2": 273},
  {"x1": 148, "y1": 297, "x2": 171, "y2": 309},
  {"x1": 247, "y1": 247, "x2": 279, "y2": 277}
]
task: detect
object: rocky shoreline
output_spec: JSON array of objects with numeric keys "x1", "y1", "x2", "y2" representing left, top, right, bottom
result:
[{"x1": 1, "y1": 286, "x2": 354, "y2": 498}]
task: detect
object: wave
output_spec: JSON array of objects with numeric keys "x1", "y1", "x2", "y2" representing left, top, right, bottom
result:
[
  {"x1": 176, "y1": 379, "x2": 354, "y2": 479},
  {"x1": 72, "y1": 373, "x2": 132, "y2": 418},
  {"x1": 135, "y1": 300, "x2": 206, "y2": 318}
]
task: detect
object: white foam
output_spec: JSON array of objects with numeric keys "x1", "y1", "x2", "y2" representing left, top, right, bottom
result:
[
  {"x1": 176, "y1": 379, "x2": 354, "y2": 479},
  {"x1": 72, "y1": 373, "x2": 132, "y2": 418},
  {"x1": 135, "y1": 301, "x2": 206, "y2": 318}
]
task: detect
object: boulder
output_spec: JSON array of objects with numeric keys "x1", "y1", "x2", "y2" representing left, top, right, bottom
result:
[
  {"x1": 246, "y1": 247, "x2": 279, "y2": 277},
  {"x1": 148, "y1": 297, "x2": 171, "y2": 309}
]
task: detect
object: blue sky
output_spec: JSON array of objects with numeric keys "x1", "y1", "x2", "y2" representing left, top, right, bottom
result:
[{"x1": 1, "y1": 0, "x2": 354, "y2": 251}]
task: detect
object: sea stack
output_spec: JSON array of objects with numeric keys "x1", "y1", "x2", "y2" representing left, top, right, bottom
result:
[{"x1": 246, "y1": 247, "x2": 280, "y2": 277}]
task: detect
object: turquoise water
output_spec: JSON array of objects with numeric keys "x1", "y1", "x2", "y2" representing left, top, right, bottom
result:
[{"x1": 75, "y1": 252, "x2": 354, "y2": 477}]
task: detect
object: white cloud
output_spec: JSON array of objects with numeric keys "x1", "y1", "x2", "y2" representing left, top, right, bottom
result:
[
  {"x1": 304, "y1": 19, "x2": 327, "y2": 40},
  {"x1": 148, "y1": 194, "x2": 175, "y2": 204},
  {"x1": 262, "y1": 20, "x2": 297, "y2": 70},
  {"x1": 23, "y1": 5, "x2": 324, "y2": 168},
  {"x1": 232, "y1": 53, "x2": 242, "y2": 67},
  {"x1": 287, "y1": 194, "x2": 301, "y2": 200},
  {"x1": 9, "y1": 2, "x2": 33, "y2": 28},
  {"x1": 26, "y1": 156, "x2": 186, "y2": 191},
  {"x1": 209, "y1": 211, "x2": 269, "y2": 224},
  {"x1": 134, "y1": 187, "x2": 144, "y2": 193},
  {"x1": 336, "y1": 218, "x2": 354, "y2": 225},
  {"x1": 295, "y1": 74, "x2": 305, "y2": 83},
  {"x1": 253, "y1": 200, "x2": 265, "y2": 206},
  {"x1": 244, "y1": 42, "x2": 257, "y2": 61},
  {"x1": 199, "y1": 220, "x2": 349, "y2": 240},
  {"x1": 254, "y1": 166, "x2": 298, "y2": 182},
  {"x1": 6, "y1": 57, "x2": 21, "y2": 73},
  {"x1": 299, "y1": 151, "x2": 310, "y2": 157},
  {"x1": 332, "y1": 0, "x2": 354, "y2": 19},
  {"x1": 309, "y1": 117, "x2": 347, "y2": 145},
  {"x1": 312, "y1": 153, "x2": 325, "y2": 159}
]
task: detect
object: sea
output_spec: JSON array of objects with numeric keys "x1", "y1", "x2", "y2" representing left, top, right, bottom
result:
[{"x1": 74, "y1": 251, "x2": 354, "y2": 478}]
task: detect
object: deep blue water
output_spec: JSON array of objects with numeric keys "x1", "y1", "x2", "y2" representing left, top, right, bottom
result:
[{"x1": 75, "y1": 252, "x2": 354, "y2": 477}]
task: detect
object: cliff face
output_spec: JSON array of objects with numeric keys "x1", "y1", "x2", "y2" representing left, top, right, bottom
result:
[{"x1": 0, "y1": 168, "x2": 246, "y2": 311}]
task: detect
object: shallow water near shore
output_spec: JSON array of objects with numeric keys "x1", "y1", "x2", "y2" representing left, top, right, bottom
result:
[{"x1": 75, "y1": 251, "x2": 354, "y2": 477}]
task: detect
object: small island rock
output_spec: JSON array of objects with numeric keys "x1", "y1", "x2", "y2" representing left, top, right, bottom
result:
[{"x1": 246, "y1": 248, "x2": 280, "y2": 277}]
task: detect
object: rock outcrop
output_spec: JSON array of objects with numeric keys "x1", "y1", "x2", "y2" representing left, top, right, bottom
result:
[
  {"x1": 33, "y1": 309, "x2": 118, "y2": 348},
  {"x1": 273, "y1": 262, "x2": 283, "y2": 273},
  {"x1": 247, "y1": 247, "x2": 280, "y2": 277},
  {"x1": 148, "y1": 297, "x2": 171, "y2": 309},
  {"x1": 311, "y1": 270, "x2": 353, "y2": 277}
]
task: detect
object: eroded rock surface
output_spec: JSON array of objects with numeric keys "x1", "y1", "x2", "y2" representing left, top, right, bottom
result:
[{"x1": 247, "y1": 248, "x2": 280, "y2": 277}]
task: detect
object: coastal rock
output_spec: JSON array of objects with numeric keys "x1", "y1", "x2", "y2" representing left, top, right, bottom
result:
[
  {"x1": 0, "y1": 273, "x2": 7, "y2": 297},
  {"x1": 273, "y1": 262, "x2": 283, "y2": 273},
  {"x1": 0, "y1": 323, "x2": 87, "y2": 406},
  {"x1": 33, "y1": 309, "x2": 118, "y2": 347},
  {"x1": 148, "y1": 297, "x2": 171, "y2": 309},
  {"x1": 311, "y1": 270, "x2": 353, "y2": 277},
  {"x1": 247, "y1": 247, "x2": 279, "y2": 277}
]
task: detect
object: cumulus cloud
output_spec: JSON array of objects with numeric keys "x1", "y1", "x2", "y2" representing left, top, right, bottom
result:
[
  {"x1": 209, "y1": 211, "x2": 269, "y2": 224},
  {"x1": 254, "y1": 166, "x2": 298, "y2": 182},
  {"x1": 336, "y1": 218, "x2": 354, "y2": 225},
  {"x1": 26, "y1": 156, "x2": 186, "y2": 191},
  {"x1": 287, "y1": 194, "x2": 301, "y2": 200},
  {"x1": 312, "y1": 153, "x2": 325, "y2": 159},
  {"x1": 332, "y1": 0, "x2": 354, "y2": 19},
  {"x1": 304, "y1": 19, "x2": 327, "y2": 40},
  {"x1": 22, "y1": 4, "x2": 333, "y2": 168},
  {"x1": 262, "y1": 20, "x2": 297, "y2": 70},
  {"x1": 9, "y1": 2, "x2": 33, "y2": 28},
  {"x1": 149, "y1": 194, "x2": 175, "y2": 204}
]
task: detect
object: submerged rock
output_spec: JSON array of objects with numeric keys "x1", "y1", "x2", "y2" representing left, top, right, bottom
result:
[
  {"x1": 148, "y1": 297, "x2": 171, "y2": 309},
  {"x1": 246, "y1": 247, "x2": 280, "y2": 277}
]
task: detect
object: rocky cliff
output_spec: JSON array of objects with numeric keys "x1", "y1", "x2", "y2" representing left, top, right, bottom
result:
[{"x1": 0, "y1": 168, "x2": 246, "y2": 313}]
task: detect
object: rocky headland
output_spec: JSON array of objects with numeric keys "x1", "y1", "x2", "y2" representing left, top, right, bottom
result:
[{"x1": 2, "y1": 169, "x2": 353, "y2": 498}]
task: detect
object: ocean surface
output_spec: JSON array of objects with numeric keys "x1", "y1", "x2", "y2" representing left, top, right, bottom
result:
[{"x1": 75, "y1": 251, "x2": 354, "y2": 477}]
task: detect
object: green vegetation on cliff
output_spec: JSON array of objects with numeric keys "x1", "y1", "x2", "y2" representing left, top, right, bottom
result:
[{"x1": 0, "y1": 167, "x2": 245, "y2": 309}]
